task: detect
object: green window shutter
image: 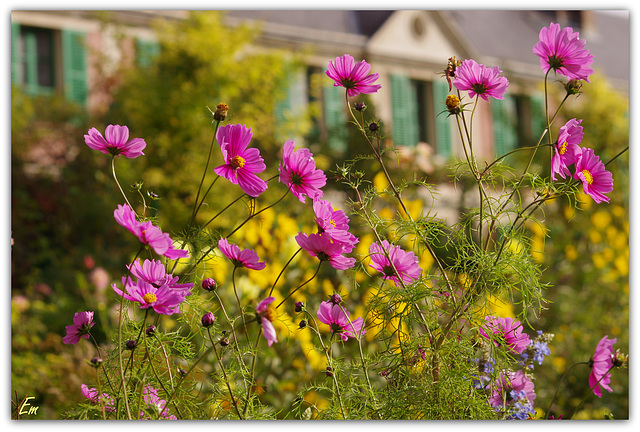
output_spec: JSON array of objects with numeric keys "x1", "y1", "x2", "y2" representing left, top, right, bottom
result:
[
  {"x1": 529, "y1": 93, "x2": 546, "y2": 145},
  {"x1": 61, "y1": 29, "x2": 87, "y2": 105},
  {"x1": 390, "y1": 74, "x2": 419, "y2": 147},
  {"x1": 491, "y1": 94, "x2": 517, "y2": 156},
  {"x1": 136, "y1": 38, "x2": 160, "y2": 68},
  {"x1": 323, "y1": 84, "x2": 347, "y2": 152},
  {"x1": 23, "y1": 30, "x2": 38, "y2": 94},
  {"x1": 11, "y1": 22, "x2": 22, "y2": 84},
  {"x1": 275, "y1": 69, "x2": 306, "y2": 143},
  {"x1": 432, "y1": 79, "x2": 452, "y2": 158}
]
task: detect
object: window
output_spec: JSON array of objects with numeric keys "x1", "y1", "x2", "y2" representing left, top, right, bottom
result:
[
  {"x1": 12, "y1": 23, "x2": 88, "y2": 105},
  {"x1": 390, "y1": 74, "x2": 452, "y2": 158}
]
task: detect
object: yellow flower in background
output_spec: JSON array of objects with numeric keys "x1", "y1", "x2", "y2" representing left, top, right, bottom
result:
[
  {"x1": 564, "y1": 244, "x2": 578, "y2": 261},
  {"x1": 577, "y1": 191, "x2": 592, "y2": 210},
  {"x1": 486, "y1": 294, "x2": 515, "y2": 319},
  {"x1": 591, "y1": 210, "x2": 611, "y2": 231},
  {"x1": 588, "y1": 229, "x2": 602, "y2": 244},
  {"x1": 398, "y1": 199, "x2": 423, "y2": 221},
  {"x1": 373, "y1": 171, "x2": 390, "y2": 193}
]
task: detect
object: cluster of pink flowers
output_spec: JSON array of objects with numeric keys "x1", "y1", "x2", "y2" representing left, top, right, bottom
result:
[
  {"x1": 551, "y1": 118, "x2": 613, "y2": 203},
  {"x1": 112, "y1": 259, "x2": 193, "y2": 315}
]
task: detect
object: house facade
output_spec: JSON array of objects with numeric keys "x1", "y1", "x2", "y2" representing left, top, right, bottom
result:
[{"x1": 11, "y1": 10, "x2": 629, "y2": 163}]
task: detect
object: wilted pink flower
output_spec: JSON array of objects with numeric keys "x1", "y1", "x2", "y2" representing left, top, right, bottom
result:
[
  {"x1": 81, "y1": 384, "x2": 115, "y2": 412},
  {"x1": 63, "y1": 311, "x2": 95, "y2": 345},
  {"x1": 453, "y1": 59, "x2": 509, "y2": 101},
  {"x1": 84, "y1": 124, "x2": 146, "y2": 158},
  {"x1": 256, "y1": 296, "x2": 278, "y2": 347},
  {"x1": 326, "y1": 54, "x2": 381, "y2": 97},
  {"x1": 313, "y1": 198, "x2": 359, "y2": 253},
  {"x1": 218, "y1": 238, "x2": 266, "y2": 270},
  {"x1": 479, "y1": 316, "x2": 531, "y2": 355},
  {"x1": 573, "y1": 147, "x2": 614, "y2": 204},
  {"x1": 317, "y1": 301, "x2": 365, "y2": 341},
  {"x1": 589, "y1": 335, "x2": 616, "y2": 397},
  {"x1": 295, "y1": 232, "x2": 356, "y2": 270},
  {"x1": 114, "y1": 204, "x2": 189, "y2": 260},
  {"x1": 551, "y1": 118, "x2": 584, "y2": 181},
  {"x1": 214, "y1": 124, "x2": 268, "y2": 197},
  {"x1": 127, "y1": 259, "x2": 193, "y2": 295},
  {"x1": 369, "y1": 240, "x2": 422, "y2": 287},
  {"x1": 278, "y1": 140, "x2": 326, "y2": 203},
  {"x1": 112, "y1": 277, "x2": 188, "y2": 315},
  {"x1": 533, "y1": 22, "x2": 594, "y2": 82}
]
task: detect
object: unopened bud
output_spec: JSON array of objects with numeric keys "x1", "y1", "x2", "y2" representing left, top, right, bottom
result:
[
  {"x1": 220, "y1": 337, "x2": 230, "y2": 347},
  {"x1": 368, "y1": 121, "x2": 379, "y2": 132},
  {"x1": 565, "y1": 79, "x2": 583, "y2": 96},
  {"x1": 213, "y1": 103, "x2": 229, "y2": 121},
  {"x1": 201, "y1": 312, "x2": 215, "y2": 328},
  {"x1": 202, "y1": 278, "x2": 217, "y2": 292},
  {"x1": 90, "y1": 357, "x2": 103, "y2": 368},
  {"x1": 298, "y1": 320, "x2": 307, "y2": 329},
  {"x1": 294, "y1": 301, "x2": 304, "y2": 313},
  {"x1": 354, "y1": 102, "x2": 366, "y2": 112},
  {"x1": 125, "y1": 339, "x2": 137, "y2": 350},
  {"x1": 445, "y1": 94, "x2": 461, "y2": 115},
  {"x1": 612, "y1": 349, "x2": 628, "y2": 368},
  {"x1": 146, "y1": 325, "x2": 156, "y2": 337},
  {"x1": 329, "y1": 294, "x2": 342, "y2": 305}
]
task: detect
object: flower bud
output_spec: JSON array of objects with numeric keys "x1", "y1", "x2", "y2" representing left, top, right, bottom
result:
[
  {"x1": 565, "y1": 79, "x2": 583, "y2": 96},
  {"x1": 354, "y1": 102, "x2": 366, "y2": 112},
  {"x1": 201, "y1": 312, "x2": 215, "y2": 328},
  {"x1": 368, "y1": 121, "x2": 379, "y2": 132},
  {"x1": 325, "y1": 366, "x2": 333, "y2": 377},
  {"x1": 220, "y1": 337, "x2": 230, "y2": 347},
  {"x1": 90, "y1": 357, "x2": 103, "y2": 368},
  {"x1": 612, "y1": 349, "x2": 628, "y2": 368},
  {"x1": 294, "y1": 301, "x2": 304, "y2": 313},
  {"x1": 445, "y1": 94, "x2": 461, "y2": 115},
  {"x1": 202, "y1": 278, "x2": 217, "y2": 292},
  {"x1": 125, "y1": 339, "x2": 137, "y2": 350},
  {"x1": 146, "y1": 325, "x2": 156, "y2": 337},
  {"x1": 178, "y1": 368, "x2": 188, "y2": 377},
  {"x1": 329, "y1": 293, "x2": 342, "y2": 305},
  {"x1": 298, "y1": 320, "x2": 307, "y2": 329},
  {"x1": 214, "y1": 103, "x2": 229, "y2": 121}
]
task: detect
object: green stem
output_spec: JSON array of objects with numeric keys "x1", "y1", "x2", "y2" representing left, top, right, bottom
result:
[
  {"x1": 111, "y1": 156, "x2": 134, "y2": 211},
  {"x1": 544, "y1": 361, "x2": 589, "y2": 419},
  {"x1": 207, "y1": 328, "x2": 244, "y2": 419},
  {"x1": 276, "y1": 261, "x2": 322, "y2": 309}
]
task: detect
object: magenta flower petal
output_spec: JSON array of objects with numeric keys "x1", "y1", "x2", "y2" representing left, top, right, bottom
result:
[
  {"x1": 589, "y1": 335, "x2": 616, "y2": 397},
  {"x1": 479, "y1": 315, "x2": 531, "y2": 355},
  {"x1": 112, "y1": 278, "x2": 187, "y2": 315},
  {"x1": 215, "y1": 124, "x2": 268, "y2": 197},
  {"x1": 489, "y1": 369, "x2": 536, "y2": 411},
  {"x1": 218, "y1": 238, "x2": 266, "y2": 270},
  {"x1": 573, "y1": 147, "x2": 613, "y2": 204},
  {"x1": 316, "y1": 301, "x2": 365, "y2": 341},
  {"x1": 453, "y1": 59, "x2": 509, "y2": 101},
  {"x1": 369, "y1": 240, "x2": 422, "y2": 286},
  {"x1": 533, "y1": 22, "x2": 594, "y2": 82},
  {"x1": 279, "y1": 140, "x2": 326, "y2": 203},
  {"x1": 312, "y1": 198, "x2": 359, "y2": 253},
  {"x1": 295, "y1": 232, "x2": 355, "y2": 270},
  {"x1": 84, "y1": 124, "x2": 146, "y2": 158},
  {"x1": 62, "y1": 311, "x2": 95, "y2": 344},
  {"x1": 326, "y1": 54, "x2": 381, "y2": 97},
  {"x1": 551, "y1": 118, "x2": 584, "y2": 181}
]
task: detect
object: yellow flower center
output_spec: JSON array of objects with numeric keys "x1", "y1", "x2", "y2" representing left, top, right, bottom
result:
[
  {"x1": 231, "y1": 156, "x2": 246, "y2": 169},
  {"x1": 582, "y1": 169, "x2": 594, "y2": 185},
  {"x1": 329, "y1": 219, "x2": 336, "y2": 228},
  {"x1": 263, "y1": 306, "x2": 277, "y2": 322},
  {"x1": 558, "y1": 141, "x2": 568, "y2": 155},
  {"x1": 142, "y1": 293, "x2": 157, "y2": 304}
]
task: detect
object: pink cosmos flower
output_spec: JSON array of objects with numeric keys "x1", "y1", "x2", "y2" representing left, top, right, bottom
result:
[
  {"x1": 278, "y1": 140, "x2": 326, "y2": 203},
  {"x1": 479, "y1": 316, "x2": 531, "y2": 355},
  {"x1": 127, "y1": 259, "x2": 193, "y2": 295},
  {"x1": 369, "y1": 240, "x2": 422, "y2": 287},
  {"x1": 326, "y1": 54, "x2": 381, "y2": 97},
  {"x1": 114, "y1": 204, "x2": 189, "y2": 260},
  {"x1": 295, "y1": 232, "x2": 356, "y2": 270},
  {"x1": 453, "y1": 59, "x2": 509, "y2": 102},
  {"x1": 313, "y1": 197, "x2": 359, "y2": 253},
  {"x1": 255, "y1": 296, "x2": 278, "y2": 347},
  {"x1": 218, "y1": 238, "x2": 266, "y2": 270},
  {"x1": 112, "y1": 277, "x2": 188, "y2": 315},
  {"x1": 589, "y1": 335, "x2": 616, "y2": 397},
  {"x1": 63, "y1": 311, "x2": 95, "y2": 345},
  {"x1": 573, "y1": 147, "x2": 614, "y2": 204},
  {"x1": 551, "y1": 118, "x2": 584, "y2": 181},
  {"x1": 533, "y1": 22, "x2": 594, "y2": 82},
  {"x1": 489, "y1": 369, "x2": 536, "y2": 414},
  {"x1": 84, "y1": 124, "x2": 146, "y2": 158},
  {"x1": 317, "y1": 300, "x2": 366, "y2": 341},
  {"x1": 81, "y1": 384, "x2": 116, "y2": 412},
  {"x1": 140, "y1": 385, "x2": 176, "y2": 420},
  {"x1": 214, "y1": 124, "x2": 268, "y2": 198}
]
